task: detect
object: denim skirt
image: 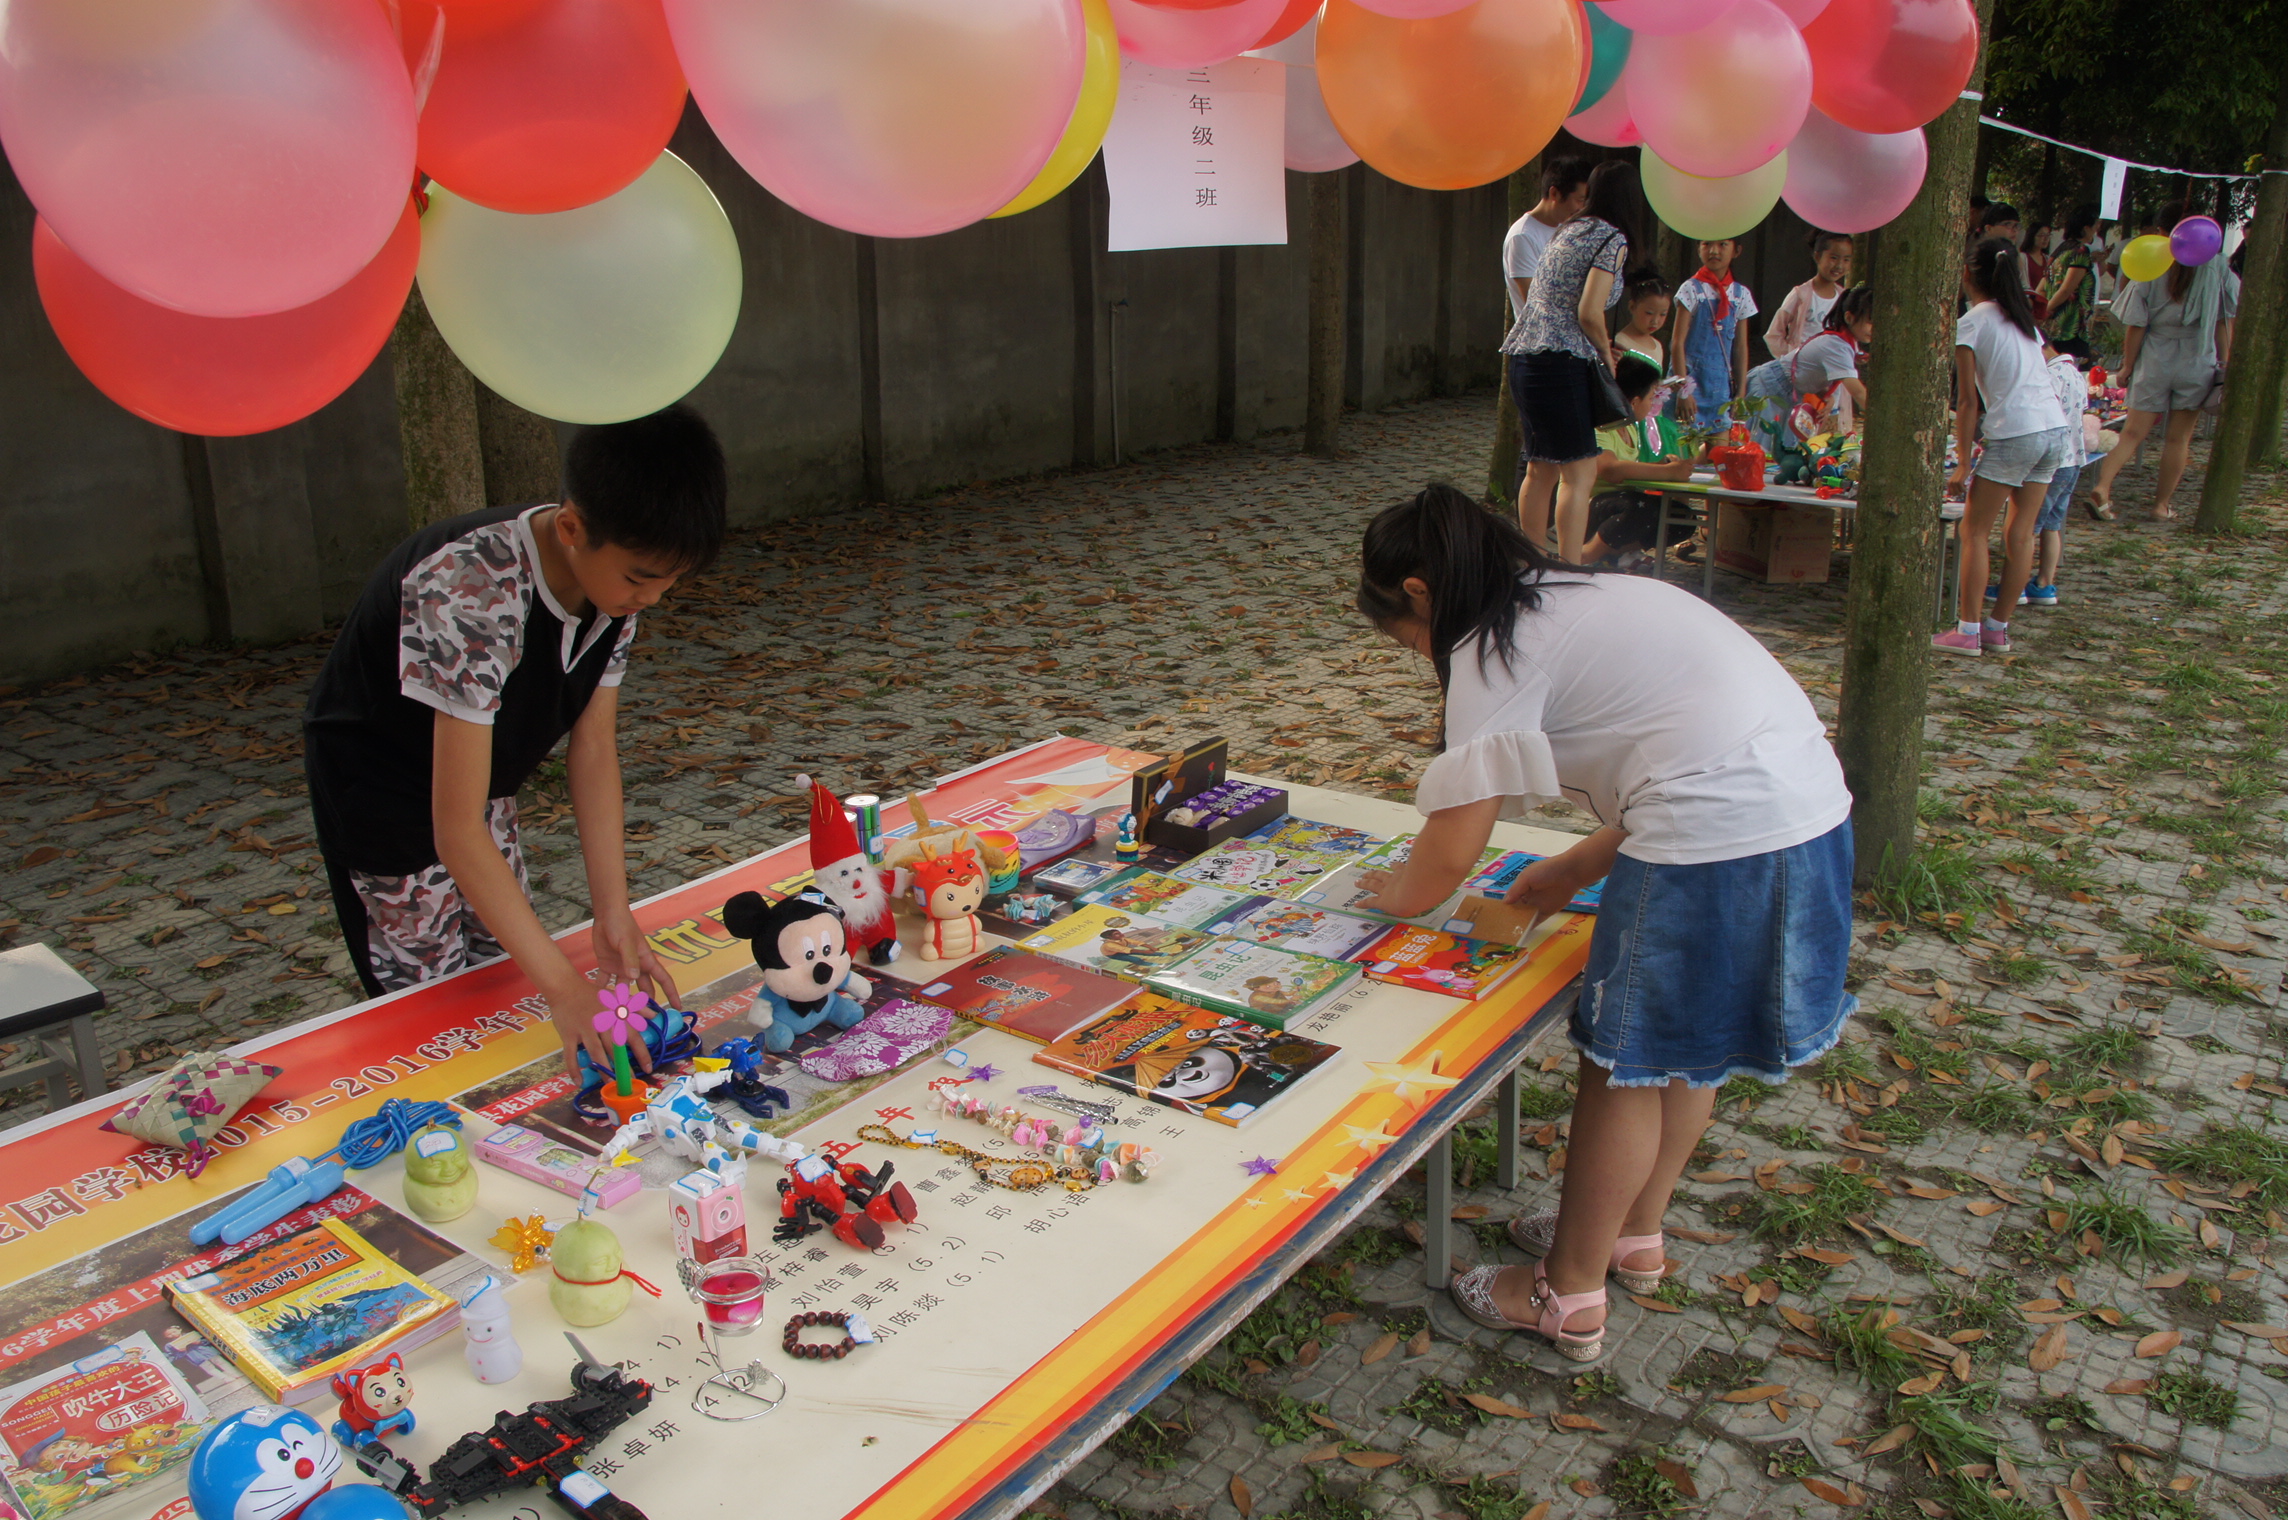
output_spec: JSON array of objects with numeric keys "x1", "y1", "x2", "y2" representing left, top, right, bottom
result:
[{"x1": 1569, "y1": 820, "x2": 1856, "y2": 1088}]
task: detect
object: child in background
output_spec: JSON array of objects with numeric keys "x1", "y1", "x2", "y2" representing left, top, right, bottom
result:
[
  {"x1": 1672, "y1": 239, "x2": 1757, "y2": 428},
  {"x1": 1741, "y1": 284, "x2": 1873, "y2": 452},
  {"x1": 2020, "y1": 342, "x2": 2090, "y2": 607},
  {"x1": 1580, "y1": 353, "x2": 1700, "y2": 568},
  {"x1": 1934, "y1": 239, "x2": 2070, "y2": 658},
  {"x1": 1764, "y1": 231, "x2": 1852, "y2": 358},
  {"x1": 1612, "y1": 272, "x2": 1672, "y2": 369}
]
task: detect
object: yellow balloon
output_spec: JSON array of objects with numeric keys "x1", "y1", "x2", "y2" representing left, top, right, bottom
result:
[
  {"x1": 2120, "y1": 233, "x2": 2175, "y2": 284},
  {"x1": 991, "y1": 0, "x2": 1118, "y2": 217}
]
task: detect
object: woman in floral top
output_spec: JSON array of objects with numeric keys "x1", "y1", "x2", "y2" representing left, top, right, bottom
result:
[
  {"x1": 2040, "y1": 204, "x2": 2101, "y2": 359},
  {"x1": 1503, "y1": 160, "x2": 1645, "y2": 563}
]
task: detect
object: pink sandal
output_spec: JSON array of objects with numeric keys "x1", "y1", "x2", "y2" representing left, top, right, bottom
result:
[
  {"x1": 1449, "y1": 1262, "x2": 1608, "y2": 1362},
  {"x1": 1506, "y1": 1211, "x2": 1667, "y2": 1293}
]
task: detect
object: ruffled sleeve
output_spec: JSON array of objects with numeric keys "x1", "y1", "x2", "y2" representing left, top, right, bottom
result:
[{"x1": 1416, "y1": 730, "x2": 1564, "y2": 820}]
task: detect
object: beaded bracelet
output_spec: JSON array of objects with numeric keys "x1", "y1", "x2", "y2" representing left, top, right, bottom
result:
[{"x1": 783, "y1": 1311, "x2": 864, "y2": 1360}]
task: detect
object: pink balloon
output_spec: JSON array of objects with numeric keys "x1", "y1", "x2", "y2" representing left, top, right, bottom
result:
[
  {"x1": 1628, "y1": 0, "x2": 1809, "y2": 178},
  {"x1": 1592, "y1": 0, "x2": 1738, "y2": 34},
  {"x1": 1564, "y1": 72, "x2": 1640, "y2": 146},
  {"x1": 663, "y1": 0, "x2": 1084, "y2": 238},
  {"x1": 1284, "y1": 63, "x2": 1360, "y2": 171},
  {"x1": 1780, "y1": 104, "x2": 1925, "y2": 232},
  {"x1": 1353, "y1": 0, "x2": 1479, "y2": 15},
  {"x1": 1802, "y1": 0, "x2": 1979, "y2": 136},
  {"x1": 1769, "y1": 0, "x2": 1831, "y2": 21},
  {"x1": 1109, "y1": 0, "x2": 1289, "y2": 66},
  {"x1": 0, "y1": 0, "x2": 416, "y2": 318}
]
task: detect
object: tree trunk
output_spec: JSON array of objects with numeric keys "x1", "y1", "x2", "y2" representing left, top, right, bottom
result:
[
  {"x1": 2196, "y1": 68, "x2": 2288, "y2": 532},
  {"x1": 1305, "y1": 171, "x2": 1345, "y2": 458},
  {"x1": 475, "y1": 381, "x2": 563, "y2": 507},
  {"x1": 1484, "y1": 160, "x2": 1536, "y2": 505},
  {"x1": 2247, "y1": 197, "x2": 2288, "y2": 470},
  {"x1": 1970, "y1": 117, "x2": 1998, "y2": 206},
  {"x1": 1834, "y1": 0, "x2": 1993, "y2": 889},
  {"x1": 390, "y1": 285, "x2": 485, "y2": 530},
  {"x1": 2033, "y1": 140, "x2": 2060, "y2": 226}
]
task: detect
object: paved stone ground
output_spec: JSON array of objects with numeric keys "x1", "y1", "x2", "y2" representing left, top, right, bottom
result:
[{"x1": 5, "y1": 396, "x2": 2287, "y2": 1520}]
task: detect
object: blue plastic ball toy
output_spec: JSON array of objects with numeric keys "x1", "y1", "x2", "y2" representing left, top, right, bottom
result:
[{"x1": 187, "y1": 1405, "x2": 346, "y2": 1520}]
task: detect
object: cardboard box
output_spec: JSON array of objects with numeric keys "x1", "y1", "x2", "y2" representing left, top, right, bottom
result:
[{"x1": 1715, "y1": 502, "x2": 1833, "y2": 584}]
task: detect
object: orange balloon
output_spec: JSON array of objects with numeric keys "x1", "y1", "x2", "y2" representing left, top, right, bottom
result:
[{"x1": 1318, "y1": 0, "x2": 1583, "y2": 190}]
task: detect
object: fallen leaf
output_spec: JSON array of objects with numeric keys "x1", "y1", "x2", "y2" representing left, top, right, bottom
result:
[
  {"x1": 1722, "y1": 1384, "x2": 1789, "y2": 1403},
  {"x1": 1449, "y1": 1207, "x2": 1488, "y2": 1221},
  {"x1": 2222, "y1": 1320, "x2": 2288, "y2": 1340},
  {"x1": 1999, "y1": 1452, "x2": 2025, "y2": 1494},
  {"x1": 1231, "y1": 1475, "x2": 1253, "y2": 1517},
  {"x1": 1669, "y1": 1227, "x2": 1736, "y2": 1244},
  {"x1": 1865, "y1": 1423, "x2": 1916, "y2": 1457},
  {"x1": 2104, "y1": 1378, "x2": 2153, "y2": 1395},
  {"x1": 1299, "y1": 1444, "x2": 1344, "y2": 1463},
  {"x1": 2144, "y1": 1269, "x2": 2190, "y2": 1289},
  {"x1": 1321, "y1": 1311, "x2": 1360, "y2": 1326},
  {"x1": 1948, "y1": 1329, "x2": 1989, "y2": 1344},
  {"x1": 1779, "y1": 1306, "x2": 1824, "y2": 1336},
  {"x1": 1406, "y1": 1329, "x2": 1431, "y2": 1358},
  {"x1": 1655, "y1": 1460, "x2": 1701, "y2": 1499},
  {"x1": 1896, "y1": 1373, "x2": 1943, "y2": 1396},
  {"x1": 1876, "y1": 1223, "x2": 1927, "y2": 1247},
  {"x1": 2020, "y1": 1299, "x2": 2066, "y2": 1312},
  {"x1": 1792, "y1": 1248, "x2": 1857, "y2": 1266},
  {"x1": 2057, "y1": 1486, "x2": 2095, "y2": 1520},
  {"x1": 1522, "y1": 1506, "x2": 1551, "y2": 1520},
  {"x1": 1802, "y1": 1477, "x2": 1865, "y2": 1507},
  {"x1": 1362, "y1": 1333, "x2": 1399, "y2": 1365},
  {"x1": 1630, "y1": 1294, "x2": 1682, "y2": 1313},
  {"x1": 1553, "y1": 1412, "x2": 1607, "y2": 1431},
  {"x1": 2133, "y1": 1330, "x2": 2182, "y2": 1358},
  {"x1": 1691, "y1": 1170, "x2": 1750, "y2": 1183},
  {"x1": 1245, "y1": 1359, "x2": 1271, "y2": 1376},
  {"x1": 1344, "y1": 1451, "x2": 1405, "y2": 1469},
  {"x1": 1570, "y1": 1479, "x2": 1602, "y2": 1497},
  {"x1": 1464, "y1": 1394, "x2": 1535, "y2": 1419},
  {"x1": 1966, "y1": 1199, "x2": 2006, "y2": 1217},
  {"x1": 2029, "y1": 1323, "x2": 2070, "y2": 1372},
  {"x1": 1308, "y1": 1413, "x2": 1342, "y2": 1432},
  {"x1": 1906, "y1": 1185, "x2": 1959, "y2": 1200},
  {"x1": 1295, "y1": 1340, "x2": 1321, "y2": 1368}
]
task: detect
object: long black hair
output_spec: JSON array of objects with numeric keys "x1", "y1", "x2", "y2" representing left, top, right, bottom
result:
[
  {"x1": 1356, "y1": 484, "x2": 1572, "y2": 693},
  {"x1": 1820, "y1": 283, "x2": 1875, "y2": 338},
  {"x1": 1965, "y1": 237, "x2": 2039, "y2": 338},
  {"x1": 1580, "y1": 159, "x2": 1650, "y2": 274},
  {"x1": 2061, "y1": 202, "x2": 2100, "y2": 244}
]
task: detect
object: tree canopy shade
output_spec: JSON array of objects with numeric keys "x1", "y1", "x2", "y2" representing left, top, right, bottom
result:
[{"x1": 1984, "y1": 0, "x2": 2288, "y2": 183}]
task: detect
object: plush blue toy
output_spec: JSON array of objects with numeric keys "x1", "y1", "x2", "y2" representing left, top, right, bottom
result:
[{"x1": 187, "y1": 1405, "x2": 345, "y2": 1520}]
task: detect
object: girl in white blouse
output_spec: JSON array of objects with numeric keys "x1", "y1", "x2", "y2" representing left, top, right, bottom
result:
[{"x1": 1355, "y1": 486, "x2": 1855, "y2": 1362}]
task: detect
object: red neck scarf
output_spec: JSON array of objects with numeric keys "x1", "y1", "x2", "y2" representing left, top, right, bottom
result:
[{"x1": 1694, "y1": 266, "x2": 1736, "y2": 324}]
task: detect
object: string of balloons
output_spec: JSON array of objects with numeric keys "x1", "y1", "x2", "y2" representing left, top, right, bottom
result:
[{"x1": 0, "y1": 0, "x2": 1978, "y2": 438}]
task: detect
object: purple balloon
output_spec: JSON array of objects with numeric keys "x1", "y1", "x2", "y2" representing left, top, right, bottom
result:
[{"x1": 2170, "y1": 215, "x2": 2223, "y2": 267}]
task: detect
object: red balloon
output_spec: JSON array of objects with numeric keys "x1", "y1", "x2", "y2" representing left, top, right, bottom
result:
[
  {"x1": 1254, "y1": 0, "x2": 1323, "y2": 46},
  {"x1": 35, "y1": 200, "x2": 419, "y2": 437},
  {"x1": 1801, "y1": 0, "x2": 1978, "y2": 136},
  {"x1": 402, "y1": 0, "x2": 687, "y2": 213}
]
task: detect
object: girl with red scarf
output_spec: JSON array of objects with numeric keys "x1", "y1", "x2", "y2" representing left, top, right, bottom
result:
[{"x1": 1670, "y1": 239, "x2": 1758, "y2": 429}]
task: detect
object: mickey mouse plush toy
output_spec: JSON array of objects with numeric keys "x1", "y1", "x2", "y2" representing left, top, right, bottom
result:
[{"x1": 724, "y1": 891, "x2": 873, "y2": 1053}]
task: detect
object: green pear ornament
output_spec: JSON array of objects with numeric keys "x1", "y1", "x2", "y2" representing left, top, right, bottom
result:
[
  {"x1": 549, "y1": 1217, "x2": 639, "y2": 1327},
  {"x1": 401, "y1": 1122, "x2": 478, "y2": 1223}
]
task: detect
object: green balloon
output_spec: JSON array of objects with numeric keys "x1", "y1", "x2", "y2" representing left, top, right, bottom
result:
[{"x1": 1574, "y1": 6, "x2": 1632, "y2": 115}]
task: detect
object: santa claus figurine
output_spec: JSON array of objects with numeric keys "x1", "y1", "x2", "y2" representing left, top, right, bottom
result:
[{"x1": 798, "y1": 774, "x2": 901, "y2": 965}]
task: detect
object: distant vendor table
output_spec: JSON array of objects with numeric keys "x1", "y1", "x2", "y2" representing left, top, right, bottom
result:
[
  {"x1": 1641, "y1": 473, "x2": 1961, "y2": 620},
  {"x1": 0, "y1": 739, "x2": 1592, "y2": 1520}
]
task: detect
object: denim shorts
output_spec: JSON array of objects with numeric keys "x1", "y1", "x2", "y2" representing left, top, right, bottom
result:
[
  {"x1": 1569, "y1": 820, "x2": 1857, "y2": 1088},
  {"x1": 1517, "y1": 351, "x2": 1600, "y2": 465},
  {"x1": 2036, "y1": 462, "x2": 2083, "y2": 535},
  {"x1": 1976, "y1": 425, "x2": 2070, "y2": 488}
]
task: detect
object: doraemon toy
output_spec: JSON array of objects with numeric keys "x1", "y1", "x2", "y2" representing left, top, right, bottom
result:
[
  {"x1": 187, "y1": 1405, "x2": 341, "y2": 1520},
  {"x1": 723, "y1": 891, "x2": 871, "y2": 1053}
]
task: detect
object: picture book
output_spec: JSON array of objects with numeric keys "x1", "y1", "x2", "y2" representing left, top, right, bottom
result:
[
  {"x1": 1168, "y1": 837, "x2": 1351, "y2": 898},
  {"x1": 166, "y1": 1217, "x2": 459, "y2": 1405},
  {"x1": 1204, "y1": 898, "x2": 1390, "y2": 961},
  {"x1": 1013, "y1": 904, "x2": 1216, "y2": 982},
  {"x1": 1354, "y1": 925, "x2": 1531, "y2": 1000},
  {"x1": 1464, "y1": 851, "x2": 1603, "y2": 913},
  {"x1": 1029, "y1": 857, "x2": 1127, "y2": 895},
  {"x1": 1434, "y1": 895, "x2": 1545, "y2": 948},
  {"x1": 1142, "y1": 939, "x2": 1360, "y2": 1031},
  {"x1": 1290, "y1": 862, "x2": 1462, "y2": 930},
  {"x1": 1076, "y1": 868, "x2": 1265, "y2": 930},
  {"x1": 1032, "y1": 994, "x2": 1341, "y2": 1127},
  {"x1": 907, "y1": 947, "x2": 1135, "y2": 1044},
  {"x1": 1244, "y1": 816, "x2": 1386, "y2": 860},
  {"x1": 1129, "y1": 738, "x2": 1227, "y2": 839},
  {"x1": 0, "y1": 1332, "x2": 211, "y2": 1520}
]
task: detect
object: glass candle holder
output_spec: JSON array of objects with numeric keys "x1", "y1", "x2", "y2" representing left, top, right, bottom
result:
[{"x1": 679, "y1": 1255, "x2": 771, "y2": 1335}]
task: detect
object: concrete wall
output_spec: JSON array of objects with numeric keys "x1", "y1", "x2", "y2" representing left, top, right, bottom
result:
[{"x1": 0, "y1": 106, "x2": 1508, "y2": 687}]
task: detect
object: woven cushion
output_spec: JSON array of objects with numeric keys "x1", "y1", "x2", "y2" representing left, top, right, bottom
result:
[{"x1": 102, "y1": 1050, "x2": 280, "y2": 1153}]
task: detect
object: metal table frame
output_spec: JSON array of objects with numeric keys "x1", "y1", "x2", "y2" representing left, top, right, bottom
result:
[{"x1": 963, "y1": 984, "x2": 1578, "y2": 1520}]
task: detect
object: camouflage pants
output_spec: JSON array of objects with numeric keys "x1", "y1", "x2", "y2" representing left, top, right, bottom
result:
[{"x1": 350, "y1": 797, "x2": 529, "y2": 992}]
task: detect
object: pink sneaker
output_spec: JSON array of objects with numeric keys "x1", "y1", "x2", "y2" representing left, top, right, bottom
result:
[
  {"x1": 1931, "y1": 628, "x2": 1982, "y2": 657},
  {"x1": 1981, "y1": 626, "x2": 2012, "y2": 652}
]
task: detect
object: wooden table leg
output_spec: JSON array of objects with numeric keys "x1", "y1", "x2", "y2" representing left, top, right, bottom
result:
[
  {"x1": 1424, "y1": 1127, "x2": 1454, "y2": 1290},
  {"x1": 1497, "y1": 1069, "x2": 1521, "y2": 1191}
]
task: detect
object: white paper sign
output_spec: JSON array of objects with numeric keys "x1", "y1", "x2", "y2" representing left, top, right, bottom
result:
[
  {"x1": 1103, "y1": 57, "x2": 1287, "y2": 252},
  {"x1": 2100, "y1": 157, "x2": 2127, "y2": 222}
]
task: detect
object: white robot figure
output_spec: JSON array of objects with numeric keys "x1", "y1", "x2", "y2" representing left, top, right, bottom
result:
[{"x1": 596, "y1": 1068, "x2": 807, "y2": 1188}]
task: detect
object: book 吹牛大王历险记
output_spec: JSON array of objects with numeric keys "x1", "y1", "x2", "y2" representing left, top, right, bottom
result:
[
  {"x1": 0, "y1": 1331, "x2": 213, "y2": 1520},
  {"x1": 1032, "y1": 993, "x2": 1340, "y2": 1126}
]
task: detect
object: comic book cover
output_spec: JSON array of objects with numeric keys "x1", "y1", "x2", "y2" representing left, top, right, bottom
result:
[
  {"x1": 0, "y1": 1332, "x2": 211, "y2": 1520},
  {"x1": 1243, "y1": 816, "x2": 1386, "y2": 861},
  {"x1": 1463, "y1": 851, "x2": 1603, "y2": 913},
  {"x1": 1167, "y1": 837, "x2": 1351, "y2": 898},
  {"x1": 1202, "y1": 898, "x2": 1390, "y2": 961},
  {"x1": 165, "y1": 1218, "x2": 459, "y2": 1405},
  {"x1": 1013, "y1": 905, "x2": 1216, "y2": 982},
  {"x1": 907, "y1": 948, "x2": 1135, "y2": 1045},
  {"x1": 1075, "y1": 868, "x2": 1266, "y2": 929},
  {"x1": 1031, "y1": 994, "x2": 1340, "y2": 1127},
  {"x1": 1028, "y1": 857, "x2": 1128, "y2": 895},
  {"x1": 1353, "y1": 925, "x2": 1532, "y2": 999},
  {"x1": 1141, "y1": 939, "x2": 1359, "y2": 1031}
]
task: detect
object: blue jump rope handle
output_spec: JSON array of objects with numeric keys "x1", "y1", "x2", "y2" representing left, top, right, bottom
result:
[{"x1": 186, "y1": 1099, "x2": 458, "y2": 1247}]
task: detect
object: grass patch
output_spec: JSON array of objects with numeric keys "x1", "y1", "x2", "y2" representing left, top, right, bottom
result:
[
  {"x1": 1435, "y1": 1475, "x2": 1545, "y2": 1520},
  {"x1": 1517, "y1": 1081, "x2": 1572, "y2": 1121},
  {"x1": 2153, "y1": 1122, "x2": 2288, "y2": 1212},
  {"x1": 1902, "y1": 1082, "x2": 2032, "y2": 1135},
  {"x1": 1333, "y1": 1225, "x2": 1410, "y2": 1271},
  {"x1": 1716, "y1": 1073, "x2": 1773, "y2": 1110},
  {"x1": 1107, "y1": 1404, "x2": 1194, "y2": 1470},
  {"x1": 1871, "y1": 840, "x2": 1993, "y2": 936},
  {"x1": 1926, "y1": 1273, "x2": 2024, "y2": 1351},
  {"x1": 1813, "y1": 1041, "x2": 1878, "y2": 1086},
  {"x1": 2147, "y1": 1370, "x2": 2239, "y2": 1429},
  {"x1": 1388, "y1": 1374, "x2": 1497, "y2": 1436},
  {"x1": 1671, "y1": 1349, "x2": 1764, "y2": 1392},
  {"x1": 1749, "y1": 1164, "x2": 1887, "y2": 1241},
  {"x1": 2025, "y1": 1392, "x2": 2101, "y2": 1433},
  {"x1": 2063, "y1": 1023, "x2": 2146, "y2": 1070},
  {"x1": 1570, "y1": 1369, "x2": 1623, "y2": 1403},
  {"x1": 2058, "y1": 1188, "x2": 2190, "y2": 1268},
  {"x1": 1606, "y1": 1452, "x2": 1696, "y2": 1520},
  {"x1": 1255, "y1": 1394, "x2": 1333, "y2": 1447}
]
